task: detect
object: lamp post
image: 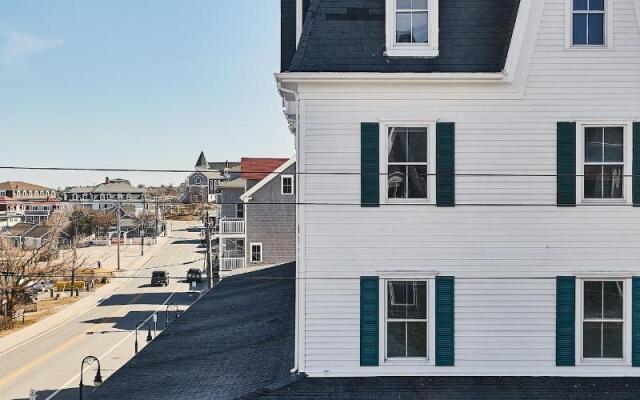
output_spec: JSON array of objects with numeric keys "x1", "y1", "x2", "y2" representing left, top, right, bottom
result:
[
  {"x1": 79, "y1": 355, "x2": 102, "y2": 400},
  {"x1": 165, "y1": 303, "x2": 180, "y2": 328},
  {"x1": 134, "y1": 320, "x2": 153, "y2": 354}
]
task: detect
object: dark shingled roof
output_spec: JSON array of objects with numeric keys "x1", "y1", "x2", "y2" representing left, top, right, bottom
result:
[
  {"x1": 93, "y1": 263, "x2": 295, "y2": 400},
  {"x1": 288, "y1": 0, "x2": 521, "y2": 73},
  {"x1": 259, "y1": 376, "x2": 640, "y2": 399}
]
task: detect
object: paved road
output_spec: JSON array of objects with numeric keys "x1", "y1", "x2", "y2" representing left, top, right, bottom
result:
[{"x1": 0, "y1": 221, "x2": 205, "y2": 400}]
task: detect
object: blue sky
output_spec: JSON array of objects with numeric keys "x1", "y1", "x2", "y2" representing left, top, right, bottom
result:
[{"x1": 0, "y1": 1, "x2": 292, "y2": 188}]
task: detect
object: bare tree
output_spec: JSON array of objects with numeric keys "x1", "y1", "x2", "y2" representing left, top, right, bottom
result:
[
  {"x1": 0, "y1": 213, "x2": 84, "y2": 330},
  {"x1": 91, "y1": 210, "x2": 117, "y2": 238}
]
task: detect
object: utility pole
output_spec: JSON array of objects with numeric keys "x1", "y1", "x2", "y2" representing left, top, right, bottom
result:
[
  {"x1": 71, "y1": 218, "x2": 78, "y2": 297},
  {"x1": 155, "y1": 195, "x2": 159, "y2": 238},
  {"x1": 205, "y1": 211, "x2": 213, "y2": 289},
  {"x1": 140, "y1": 195, "x2": 146, "y2": 256},
  {"x1": 116, "y1": 202, "x2": 121, "y2": 271}
]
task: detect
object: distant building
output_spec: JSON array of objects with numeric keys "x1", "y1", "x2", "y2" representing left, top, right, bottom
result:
[
  {"x1": 63, "y1": 177, "x2": 148, "y2": 215},
  {"x1": 0, "y1": 181, "x2": 61, "y2": 226},
  {"x1": 185, "y1": 152, "x2": 240, "y2": 204},
  {"x1": 214, "y1": 156, "x2": 295, "y2": 271}
]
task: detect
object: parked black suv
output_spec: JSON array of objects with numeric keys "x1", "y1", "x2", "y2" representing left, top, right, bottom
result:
[
  {"x1": 151, "y1": 270, "x2": 169, "y2": 286},
  {"x1": 186, "y1": 268, "x2": 203, "y2": 284}
]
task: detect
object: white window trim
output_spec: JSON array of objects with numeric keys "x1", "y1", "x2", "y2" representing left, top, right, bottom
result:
[
  {"x1": 385, "y1": 0, "x2": 439, "y2": 58},
  {"x1": 564, "y1": 0, "x2": 614, "y2": 50},
  {"x1": 250, "y1": 242, "x2": 263, "y2": 263},
  {"x1": 379, "y1": 120, "x2": 436, "y2": 205},
  {"x1": 575, "y1": 277, "x2": 632, "y2": 366},
  {"x1": 575, "y1": 120, "x2": 633, "y2": 205},
  {"x1": 281, "y1": 175, "x2": 295, "y2": 195},
  {"x1": 194, "y1": 176, "x2": 202, "y2": 185},
  {"x1": 378, "y1": 277, "x2": 436, "y2": 366}
]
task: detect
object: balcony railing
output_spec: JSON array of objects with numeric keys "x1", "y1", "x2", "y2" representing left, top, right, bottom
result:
[
  {"x1": 220, "y1": 257, "x2": 245, "y2": 271},
  {"x1": 219, "y1": 218, "x2": 245, "y2": 235}
]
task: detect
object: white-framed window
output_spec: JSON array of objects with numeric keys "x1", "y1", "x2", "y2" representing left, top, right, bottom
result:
[
  {"x1": 380, "y1": 121, "x2": 436, "y2": 204},
  {"x1": 236, "y1": 203, "x2": 244, "y2": 219},
  {"x1": 194, "y1": 176, "x2": 202, "y2": 185},
  {"x1": 576, "y1": 278, "x2": 631, "y2": 364},
  {"x1": 385, "y1": 0, "x2": 439, "y2": 57},
  {"x1": 565, "y1": 0, "x2": 613, "y2": 49},
  {"x1": 250, "y1": 242, "x2": 262, "y2": 263},
  {"x1": 383, "y1": 280, "x2": 431, "y2": 362},
  {"x1": 576, "y1": 122, "x2": 633, "y2": 204},
  {"x1": 281, "y1": 175, "x2": 294, "y2": 195}
]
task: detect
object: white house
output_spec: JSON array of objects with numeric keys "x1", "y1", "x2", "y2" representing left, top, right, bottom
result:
[{"x1": 277, "y1": 0, "x2": 640, "y2": 378}]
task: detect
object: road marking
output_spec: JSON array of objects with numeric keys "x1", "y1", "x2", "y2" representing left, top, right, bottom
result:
[
  {"x1": 0, "y1": 237, "x2": 173, "y2": 359},
  {"x1": 45, "y1": 275, "x2": 186, "y2": 400}
]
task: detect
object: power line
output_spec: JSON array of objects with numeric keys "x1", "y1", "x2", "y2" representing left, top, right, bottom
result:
[{"x1": 1, "y1": 165, "x2": 640, "y2": 178}]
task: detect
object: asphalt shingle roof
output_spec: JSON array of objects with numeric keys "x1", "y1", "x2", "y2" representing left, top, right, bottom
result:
[
  {"x1": 93, "y1": 263, "x2": 295, "y2": 400},
  {"x1": 259, "y1": 376, "x2": 640, "y2": 399},
  {"x1": 288, "y1": 0, "x2": 521, "y2": 73}
]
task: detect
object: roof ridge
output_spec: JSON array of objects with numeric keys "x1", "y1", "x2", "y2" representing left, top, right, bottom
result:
[{"x1": 289, "y1": 0, "x2": 320, "y2": 71}]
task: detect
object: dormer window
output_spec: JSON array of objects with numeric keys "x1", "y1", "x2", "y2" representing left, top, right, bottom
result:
[
  {"x1": 386, "y1": 0, "x2": 439, "y2": 58},
  {"x1": 565, "y1": 0, "x2": 612, "y2": 49}
]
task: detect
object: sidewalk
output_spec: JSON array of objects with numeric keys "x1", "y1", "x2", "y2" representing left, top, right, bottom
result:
[{"x1": 0, "y1": 236, "x2": 170, "y2": 356}]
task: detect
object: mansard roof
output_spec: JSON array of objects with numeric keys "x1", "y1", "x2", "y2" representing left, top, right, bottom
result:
[{"x1": 286, "y1": 0, "x2": 520, "y2": 73}]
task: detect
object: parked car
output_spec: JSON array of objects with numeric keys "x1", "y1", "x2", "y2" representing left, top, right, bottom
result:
[
  {"x1": 151, "y1": 270, "x2": 169, "y2": 286},
  {"x1": 186, "y1": 268, "x2": 203, "y2": 284}
]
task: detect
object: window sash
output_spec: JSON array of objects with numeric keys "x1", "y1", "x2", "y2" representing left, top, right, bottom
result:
[
  {"x1": 385, "y1": 280, "x2": 428, "y2": 360},
  {"x1": 581, "y1": 280, "x2": 625, "y2": 360},
  {"x1": 395, "y1": 0, "x2": 429, "y2": 45}
]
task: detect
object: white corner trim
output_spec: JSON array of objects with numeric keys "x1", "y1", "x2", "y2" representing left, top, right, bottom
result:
[
  {"x1": 503, "y1": 0, "x2": 532, "y2": 78},
  {"x1": 240, "y1": 156, "x2": 296, "y2": 202},
  {"x1": 296, "y1": 0, "x2": 303, "y2": 45}
]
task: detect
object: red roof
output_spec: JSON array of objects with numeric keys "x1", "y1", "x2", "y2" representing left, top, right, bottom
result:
[{"x1": 240, "y1": 158, "x2": 289, "y2": 181}]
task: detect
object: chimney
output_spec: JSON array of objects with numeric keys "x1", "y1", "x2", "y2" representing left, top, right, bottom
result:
[{"x1": 105, "y1": 177, "x2": 110, "y2": 184}]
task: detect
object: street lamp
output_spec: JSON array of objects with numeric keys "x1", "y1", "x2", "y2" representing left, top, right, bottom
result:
[
  {"x1": 79, "y1": 355, "x2": 102, "y2": 400},
  {"x1": 165, "y1": 303, "x2": 180, "y2": 328},
  {"x1": 134, "y1": 320, "x2": 153, "y2": 354}
]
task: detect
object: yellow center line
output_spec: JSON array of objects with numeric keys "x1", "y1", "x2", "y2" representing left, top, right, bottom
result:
[{"x1": 0, "y1": 289, "x2": 147, "y2": 388}]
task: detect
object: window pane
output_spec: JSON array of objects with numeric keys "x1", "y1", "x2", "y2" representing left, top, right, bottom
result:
[
  {"x1": 583, "y1": 322, "x2": 602, "y2": 358},
  {"x1": 585, "y1": 127, "x2": 603, "y2": 162},
  {"x1": 573, "y1": 14, "x2": 588, "y2": 45},
  {"x1": 603, "y1": 281, "x2": 623, "y2": 319},
  {"x1": 602, "y1": 165, "x2": 623, "y2": 199},
  {"x1": 397, "y1": 0, "x2": 412, "y2": 9},
  {"x1": 574, "y1": 0, "x2": 588, "y2": 10},
  {"x1": 388, "y1": 281, "x2": 426, "y2": 319},
  {"x1": 408, "y1": 129, "x2": 427, "y2": 163},
  {"x1": 407, "y1": 165, "x2": 428, "y2": 199},
  {"x1": 588, "y1": 14, "x2": 605, "y2": 45},
  {"x1": 584, "y1": 281, "x2": 603, "y2": 319},
  {"x1": 604, "y1": 127, "x2": 624, "y2": 162},
  {"x1": 603, "y1": 322, "x2": 623, "y2": 358},
  {"x1": 389, "y1": 128, "x2": 408, "y2": 163},
  {"x1": 396, "y1": 13, "x2": 412, "y2": 43},
  {"x1": 388, "y1": 165, "x2": 406, "y2": 199},
  {"x1": 411, "y1": 12, "x2": 428, "y2": 44},
  {"x1": 589, "y1": 0, "x2": 605, "y2": 11},
  {"x1": 413, "y1": 0, "x2": 428, "y2": 9},
  {"x1": 406, "y1": 322, "x2": 427, "y2": 357},
  {"x1": 387, "y1": 322, "x2": 406, "y2": 358},
  {"x1": 584, "y1": 165, "x2": 603, "y2": 199}
]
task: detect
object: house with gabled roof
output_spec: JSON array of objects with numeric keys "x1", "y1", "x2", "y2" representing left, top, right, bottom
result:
[
  {"x1": 0, "y1": 181, "x2": 61, "y2": 225},
  {"x1": 214, "y1": 157, "x2": 295, "y2": 271},
  {"x1": 277, "y1": 0, "x2": 640, "y2": 378},
  {"x1": 185, "y1": 152, "x2": 240, "y2": 204}
]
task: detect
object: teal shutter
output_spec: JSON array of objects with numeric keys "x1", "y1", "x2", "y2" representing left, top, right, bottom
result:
[
  {"x1": 435, "y1": 276, "x2": 455, "y2": 366},
  {"x1": 633, "y1": 123, "x2": 640, "y2": 206},
  {"x1": 436, "y1": 123, "x2": 455, "y2": 207},
  {"x1": 360, "y1": 276, "x2": 379, "y2": 366},
  {"x1": 557, "y1": 122, "x2": 577, "y2": 206},
  {"x1": 361, "y1": 123, "x2": 380, "y2": 207},
  {"x1": 633, "y1": 277, "x2": 640, "y2": 366},
  {"x1": 556, "y1": 276, "x2": 576, "y2": 366}
]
